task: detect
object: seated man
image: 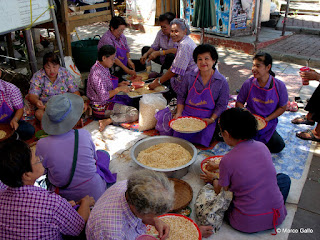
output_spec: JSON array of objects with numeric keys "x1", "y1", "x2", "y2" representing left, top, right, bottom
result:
[
  {"x1": 86, "y1": 170, "x2": 174, "y2": 240},
  {"x1": 0, "y1": 139, "x2": 95, "y2": 239},
  {"x1": 0, "y1": 70, "x2": 35, "y2": 140}
]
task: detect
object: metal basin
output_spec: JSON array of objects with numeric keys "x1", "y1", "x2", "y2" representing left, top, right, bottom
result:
[{"x1": 131, "y1": 136, "x2": 197, "y2": 179}]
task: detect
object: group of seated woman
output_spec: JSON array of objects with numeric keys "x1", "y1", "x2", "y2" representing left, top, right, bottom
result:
[{"x1": 0, "y1": 14, "x2": 295, "y2": 239}]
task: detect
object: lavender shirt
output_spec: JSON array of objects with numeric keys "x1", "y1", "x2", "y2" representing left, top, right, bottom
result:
[
  {"x1": 0, "y1": 185, "x2": 84, "y2": 239},
  {"x1": 171, "y1": 35, "x2": 197, "y2": 76},
  {"x1": 29, "y1": 67, "x2": 78, "y2": 104},
  {"x1": 36, "y1": 129, "x2": 107, "y2": 202},
  {"x1": 177, "y1": 69, "x2": 229, "y2": 117},
  {"x1": 98, "y1": 30, "x2": 130, "y2": 52},
  {"x1": 0, "y1": 79, "x2": 24, "y2": 111},
  {"x1": 219, "y1": 140, "x2": 287, "y2": 233},
  {"x1": 87, "y1": 61, "x2": 113, "y2": 105},
  {"x1": 151, "y1": 30, "x2": 177, "y2": 64},
  {"x1": 86, "y1": 181, "x2": 146, "y2": 240},
  {"x1": 237, "y1": 75, "x2": 288, "y2": 108}
]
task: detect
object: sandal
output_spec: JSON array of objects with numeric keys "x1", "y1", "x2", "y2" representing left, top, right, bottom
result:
[
  {"x1": 291, "y1": 115, "x2": 315, "y2": 125},
  {"x1": 296, "y1": 129, "x2": 320, "y2": 142}
]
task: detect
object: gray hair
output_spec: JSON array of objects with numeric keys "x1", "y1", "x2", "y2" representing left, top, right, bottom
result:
[
  {"x1": 127, "y1": 170, "x2": 174, "y2": 215},
  {"x1": 170, "y1": 18, "x2": 191, "y2": 35}
]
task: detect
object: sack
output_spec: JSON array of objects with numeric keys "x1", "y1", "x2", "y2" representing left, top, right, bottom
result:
[
  {"x1": 139, "y1": 94, "x2": 167, "y2": 131},
  {"x1": 155, "y1": 107, "x2": 173, "y2": 136},
  {"x1": 64, "y1": 56, "x2": 82, "y2": 89},
  {"x1": 195, "y1": 184, "x2": 233, "y2": 233}
]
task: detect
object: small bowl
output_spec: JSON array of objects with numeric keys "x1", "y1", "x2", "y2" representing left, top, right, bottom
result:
[{"x1": 200, "y1": 155, "x2": 223, "y2": 176}]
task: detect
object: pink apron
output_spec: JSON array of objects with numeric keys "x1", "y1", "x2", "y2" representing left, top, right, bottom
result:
[
  {"x1": 0, "y1": 93, "x2": 14, "y2": 123},
  {"x1": 173, "y1": 72, "x2": 216, "y2": 147},
  {"x1": 246, "y1": 77, "x2": 279, "y2": 144},
  {"x1": 114, "y1": 39, "x2": 128, "y2": 66}
]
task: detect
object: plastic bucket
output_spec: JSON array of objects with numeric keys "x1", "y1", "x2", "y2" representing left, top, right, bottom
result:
[{"x1": 71, "y1": 36, "x2": 100, "y2": 71}]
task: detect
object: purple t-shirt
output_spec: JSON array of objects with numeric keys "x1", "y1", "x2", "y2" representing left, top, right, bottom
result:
[
  {"x1": 237, "y1": 75, "x2": 288, "y2": 109},
  {"x1": 219, "y1": 140, "x2": 287, "y2": 233},
  {"x1": 177, "y1": 69, "x2": 229, "y2": 117},
  {"x1": 36, "y1": 129, "x2": 107, "y2": 202},
  {"x1": 97, "y1": 30, "x2": 130, "y2": 52}
]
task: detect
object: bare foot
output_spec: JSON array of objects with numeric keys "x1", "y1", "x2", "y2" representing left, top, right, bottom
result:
[
  {"x1": 199, "y1": 225, "x2": 214, "y2": 238},
  {"x1": 99, "y1": 118, "x2": 112, "y2": 132}
]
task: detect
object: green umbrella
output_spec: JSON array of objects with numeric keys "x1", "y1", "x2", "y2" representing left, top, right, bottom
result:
[{"x1": 192, "y1": 0, "x2": 216, "y2": 43}]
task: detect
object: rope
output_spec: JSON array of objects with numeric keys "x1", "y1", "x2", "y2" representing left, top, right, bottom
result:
[{"x1": 25, "y1": 4, "x2": 55, "y2": 30}]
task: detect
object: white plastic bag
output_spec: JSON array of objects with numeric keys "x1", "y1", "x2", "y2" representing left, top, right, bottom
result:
[
  {"x1": 195, "y1": 184, "x2": 233, "y2": 233},
  {"x1": 139, "y1": 94, "x2": 167, "y2": 131},
  {"x1": 64, "y1": 56, "x2": 82, "y2": 89}
]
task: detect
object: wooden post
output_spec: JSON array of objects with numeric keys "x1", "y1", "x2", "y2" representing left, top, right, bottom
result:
[
  {"x1": 5, "y1": 33, "x2": 16, "y2": 68},
  {"x1": 61, "y1": 0, "x2": 72, "y2": 56}
]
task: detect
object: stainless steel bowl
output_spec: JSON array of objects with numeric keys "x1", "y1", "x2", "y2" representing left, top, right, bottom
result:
[{"x1": 131, "y1": 136, "x2": 197, "y2": 179}]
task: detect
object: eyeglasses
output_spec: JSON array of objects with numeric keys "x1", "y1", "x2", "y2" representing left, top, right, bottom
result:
[{"x1": 33, "y1": 155, "x2": 44, "y2": 165}]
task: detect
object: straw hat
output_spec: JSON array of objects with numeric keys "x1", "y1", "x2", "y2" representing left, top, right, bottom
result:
[{"x1": 42, "y1": 93, "x2": 83, "y2": 135}]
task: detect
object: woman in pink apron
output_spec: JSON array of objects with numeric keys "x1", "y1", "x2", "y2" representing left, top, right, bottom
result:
[
  {"x1": 236, "y1": 52, "x2": 288, "y2": 153},
  {"x1": 173, "y1": 44, "x2": 229, "y2": 147},
  {"x1": 86, "y1": 45, "x2": 138, "y2": 132},
  {"x1": 98, "y1": 16, "x2": 146, "y2": 80},
  {"x1": 200, "y1": 108, "x2": 290, "y2": 235}
]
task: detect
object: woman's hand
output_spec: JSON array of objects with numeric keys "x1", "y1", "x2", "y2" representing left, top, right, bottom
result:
[
  {"x1": 154, "y1": 218, "x2": 170, "y2": 240},
  {"x1": 127, "y1": 59, "x2": 135, "y2": 70},
  {"x1": 173, "y1": 112, "x2": 182, "y2": 119},
  {"x1": 117, "y1": 86, "x2": 131, "y2": 93},
  {"x1": 203, "y1": 118, "x2": 214, "y2": 125},
  {"x1": 148, "y1": 51, "x2": 160, "y2": 61},
  {"x1": 200, "y1": 168, "x2": 218, "y2": 184},
  {"x1": 199, "y1": 225, "x2": 214, "y2": 238},
  {"x1": 148, "y1": 78, "x2": 160, "y2": 90},
  {"x1": 300, "y1": 69, "x2": 320, "y2": 81},
  {"x1": 78, "y1": 195, "x2": 95, "y2": 208},
  {"x1": 140, "y1": 54, "x2": 148, "y2": 65},
  {"x1": 10, "y1": 118, "x2": 19, "y2": 130},
  {"x1": 127, "y1": 69, "x2": 137, "y2": 76},
  {"x1": 119, "y1": 81, "x2": 130, "y2": 87},
  {"x1": 36, "y1": 100, "x2": 45, "y2": 110}
]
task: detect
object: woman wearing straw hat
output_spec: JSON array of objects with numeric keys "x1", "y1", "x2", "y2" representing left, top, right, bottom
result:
[{"x1": 36, "y1": 93, "x2": 117, "y2": 202}]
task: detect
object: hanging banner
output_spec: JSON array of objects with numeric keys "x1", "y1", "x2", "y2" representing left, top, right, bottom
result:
[
  {"x1": 180, "y1": 0, "x2": 195, "y2": 26},
  {"x1": 126, "y1": 0, "x2": 156, "y2": 26}
]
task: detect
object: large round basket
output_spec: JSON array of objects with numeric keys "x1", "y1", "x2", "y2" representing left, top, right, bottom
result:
[
  {"x1": 169, "y1": 178, "x2": 193, "y2": 212},
  {"x1": 0, "y1": 123, "x2": 15, "y2": 142}
]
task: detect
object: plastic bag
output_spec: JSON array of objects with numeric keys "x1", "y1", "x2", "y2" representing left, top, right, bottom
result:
[
  {"x1": 139, "y1": 94, "x2": 167, "y2": 131},
  {"x1": 64, "y1": 56, "x2": 82, "y2": 89},
  {"x1": 195, "y1": 184, "x2": 233, "y2": 233},
  {"x1": 155, "y1": 107, "x2": 173, "y2": 136}
]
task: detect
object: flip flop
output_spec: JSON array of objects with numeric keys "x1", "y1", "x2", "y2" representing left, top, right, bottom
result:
[
  {"x1": 291, "y1": 115, "x2": 315, "y2": 125},
  {"x1": 296, "y1": 129, "x2": 320, "y2": 142}
]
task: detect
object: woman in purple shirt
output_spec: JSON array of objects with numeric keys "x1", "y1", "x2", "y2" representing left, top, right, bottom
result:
[
  {"x1": 173, "y1": 44, "x2": 229, "y2": 147},
  {"x1": 140, "y1": 12, "x2": 177, "y2": 73},
  {"x1": 98, "y1": 16, "x2": 145, "y2": 79},
  {"x1": 236, "y1": 52, "x2": 288, "y2": 153},
  {"x1": 149, "y1": 18, "x2": 197, "y2": 98},
  {"x1": 201, "y1": 108, "x2": 291, "y2": 235}
]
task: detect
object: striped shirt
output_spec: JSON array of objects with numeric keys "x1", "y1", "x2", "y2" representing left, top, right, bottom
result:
[
  {"x1": 28, "y1": 67, "x2": 78, "y2": 104},
  {"x1": 86, "y1": 61, "x2": 113, "y2": 105},
  {"x1": 0, "y1": 79, "x2": 24, "y2": 111},
  {"x1": 86, "y1": 181, "x2": 146, "y2": 240},
  {"x1": 0, "y1": 185, "x2": 85, "y2": 240},
  {"x1": 97, "y1": 30, "x2": 130, "y2": 52},
  {"x1": 151, "y1": 30, "x2": 177, "y2": 64},
  {"x1": 171, "y1": 35, "x2": 197, "y2": 76}
]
